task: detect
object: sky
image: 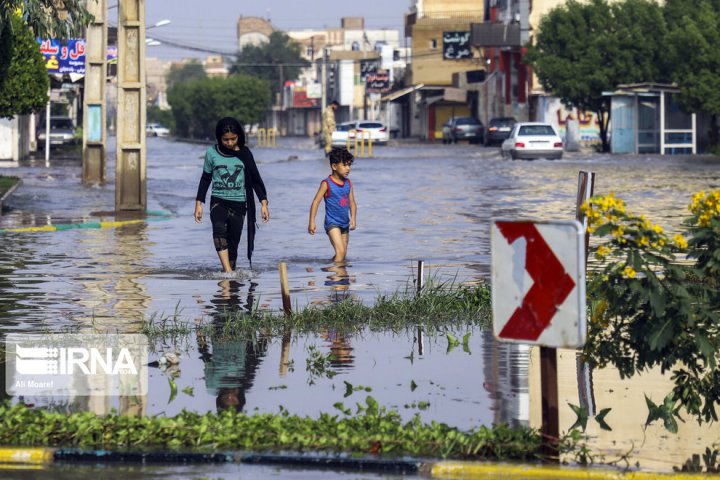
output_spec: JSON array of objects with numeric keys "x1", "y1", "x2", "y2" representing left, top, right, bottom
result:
[{"x1": 134, "y1": 0, "x2": 412, "y2": 60}]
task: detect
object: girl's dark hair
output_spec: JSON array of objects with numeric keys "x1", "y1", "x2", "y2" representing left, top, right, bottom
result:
[{"x1": 215, "y1": 117, "x2": 246, "y2": 147}]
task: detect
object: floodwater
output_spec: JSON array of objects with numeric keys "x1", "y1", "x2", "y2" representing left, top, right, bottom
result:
[{"x1": 1, "y1": 137, "x2": 719, "y2": 475}]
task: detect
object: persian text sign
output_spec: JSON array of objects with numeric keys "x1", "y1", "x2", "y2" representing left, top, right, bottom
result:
[
  {"x1": 6, "y1": 333, "x2": 148, "y2": 396},
  {"x1": 38, "y1": 38, "x2": 86, "y2": 74},
  {"x1": 491, "y1": 220, "x2": 586, "y2": 348},
  {"x1": 443, "y1": 31, "x2": 472, "y2": 60}
]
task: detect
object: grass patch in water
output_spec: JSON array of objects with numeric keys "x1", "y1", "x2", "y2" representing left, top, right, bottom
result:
[
  {"x1": 0, "y1": 400, "x2": 541, "y2": 461},
  {"x1": 0, "y1": 176, "x2": 20, "y2": 197},
  {"x1": 141, "y1": 281, "x2": 492, "y2": 341}
]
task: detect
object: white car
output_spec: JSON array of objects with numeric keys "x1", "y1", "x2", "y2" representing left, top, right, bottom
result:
[
  {"x1": 500, "y1": 122, "x2": 563, "y2": 160},
  {"x1": 331, "y1": 120, "x2": 389, "y2": 147},
  {"x1": 331, "y1": 121, "x2": 358, "y2": 147},
  {"x1": 354, "y1": 121, "x2": 389, "y2": 145},
  {"x1": 146, "y1": 123, "x2": 170, "y2": 137}
]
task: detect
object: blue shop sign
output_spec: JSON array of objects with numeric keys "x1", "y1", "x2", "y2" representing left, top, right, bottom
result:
[{"x1": 38, "y1": 38, "x2": 86, "y2": 74}]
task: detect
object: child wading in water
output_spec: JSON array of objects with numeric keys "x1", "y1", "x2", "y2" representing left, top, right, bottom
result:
[
  {"x1": 308, "y1": 147, "x2": 357, "y2": 263},
  {"x1": 194, "y1": 117, "x2": 270, "y2": 273}
]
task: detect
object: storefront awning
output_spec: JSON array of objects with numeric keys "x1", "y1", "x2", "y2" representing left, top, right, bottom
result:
[{"x1": 381, "y1": 83, "x2": 425, "y2": 102}]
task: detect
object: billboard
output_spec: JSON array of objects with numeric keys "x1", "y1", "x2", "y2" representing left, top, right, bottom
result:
[
  {"x1": 443, "y1": 31, "x2": 472, "y2": 60},
  {"x1": 365, "y1": 71, "x2": 390, "y2": 94},
  {"x1": 38, "y1": 38, "x2": 86, "y2": 74}
]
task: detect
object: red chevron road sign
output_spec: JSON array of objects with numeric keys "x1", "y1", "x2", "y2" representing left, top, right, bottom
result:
[{"x1": 491, "y1": 220, "x2": 586, "y2": 348}]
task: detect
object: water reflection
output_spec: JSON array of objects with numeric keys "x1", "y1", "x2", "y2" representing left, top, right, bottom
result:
[
  {"x1": 481, "y1": 334, "x2": 529, "y2": 427},
  {"x1": 2, "y1": 140, "x2": 720, "y2": 472},
  {"x1": 196, "y1": 279, "x2": 267, "y2": 413},
  {"x1": 321, "y1": 329, "x2": 355, "y2": 370},
  {"x1": 529, "y1": 348, "x2": 720, "y2": 471}
]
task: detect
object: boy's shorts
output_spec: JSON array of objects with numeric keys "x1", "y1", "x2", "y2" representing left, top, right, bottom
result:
[{"x1": 325, "y1": 224, "x2": 350, "y2": 235}]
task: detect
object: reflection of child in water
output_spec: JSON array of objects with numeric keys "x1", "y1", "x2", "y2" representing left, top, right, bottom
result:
[
  {"x1": 197, "y1": 280, "x2": 266, "y2": 412},
  {"x1": 211, "y1": 279, "x2": 257, "y2": 313},
  {"x1": 197, "y1": 335, "x2": 267, "y2": 413},
  {"x1": 322, "y1": 264, "x2": 351, "y2": 290},
  {"x1": 322, "y1": 329, "x2": 355, "y2": 369}
]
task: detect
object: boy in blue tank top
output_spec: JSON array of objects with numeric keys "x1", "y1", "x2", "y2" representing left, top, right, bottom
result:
[{"x1": 308, "y1": 147, "x2": 357, "y2": 263}]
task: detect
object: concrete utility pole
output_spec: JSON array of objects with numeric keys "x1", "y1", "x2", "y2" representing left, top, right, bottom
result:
[
  {"x1": 321, "y1": 47, "x2": 327, "y2": 110},
  {"x1": 116, "y1": 0, "x2": 147, "y2": 211},
  {"x1": 82, "y1": 0, "x2": 108, "y2": 184}
]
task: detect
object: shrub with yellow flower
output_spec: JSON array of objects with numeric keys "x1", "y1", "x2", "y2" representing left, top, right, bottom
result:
[{"x1": 582, "y1": 190, "x2": 720, "y2": 428}]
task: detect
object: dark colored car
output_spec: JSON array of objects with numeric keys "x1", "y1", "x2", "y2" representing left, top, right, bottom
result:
[
  {"x1": 442, "y1": 117, "x2": 485, "y2": 144},
  {"x1": 36, "y1": 117, "x2": 78, "y2": 147},
  {"x1": 484, "y1": 117, "x2": 517, "y2": 146}
]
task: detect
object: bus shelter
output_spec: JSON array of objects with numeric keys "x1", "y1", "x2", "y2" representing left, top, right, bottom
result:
[{"x1": 604, "y1": 83, "x2": 696, "y2": 155}]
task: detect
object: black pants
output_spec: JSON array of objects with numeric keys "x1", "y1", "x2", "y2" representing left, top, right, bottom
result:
[{"x1": 210, "y1": 197, "x2": 247, "y2": 270}]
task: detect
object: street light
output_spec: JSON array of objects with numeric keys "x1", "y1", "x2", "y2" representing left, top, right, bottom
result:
[{"x1": 148, "y1": 19, "x2": 170, "y2": 29}]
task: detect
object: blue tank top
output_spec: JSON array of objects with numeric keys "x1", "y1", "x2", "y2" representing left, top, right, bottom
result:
[{"x1": 323, "y1": 175, "x2": 351, "y2": 230}]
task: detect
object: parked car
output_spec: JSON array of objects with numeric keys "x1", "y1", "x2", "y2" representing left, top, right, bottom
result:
[
  {"x1": 331, "y1": 121, "x2": 358, "y2": 147},
  {"x1": 354, "y1": 121, "x2": 389, "y2": 145},
  {"x1": 36, "y1": 117, "x2": 78, "y2": 146},
  {"x1": 484, "y1": 117, "x2": 517, "y2": 146},
  {"x1": 146, "y1": 123, "x2": 170, "y2": 137},
  {"x1": 332, "y1": 120, "x2": 389, "y2": 147},
  {"x1": 442, "y1": 117, "x2": 485, "y2": 144},
  {"x1": 500, "y1": 122, "x2": 564, "y2": 160}
]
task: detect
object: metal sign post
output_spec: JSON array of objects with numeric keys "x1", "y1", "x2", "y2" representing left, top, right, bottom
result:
[{"x1": 491, "y1": 219, "x2": 586, "y2": 460}]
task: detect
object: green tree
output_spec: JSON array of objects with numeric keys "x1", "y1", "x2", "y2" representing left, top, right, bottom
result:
[
  {"x1": 0, "y1": 0, "x2": 91, "y2": 40},
  {"x1": 664, "y1": 0, "x2": 720, "y2": 145},
  {"x1": 167, "y1": 74, "x2": 271, "y2": 139},
  {"x1": 0, "y1": 13, "x2": 49, "y2": 118},
  {"x1": 147, "y1": 105, "x2": 175, "y2": 131},
  {"x1": 166, "y1": 60, "x2": 207, "y2": 89},
  {"x1": 525, "y1": 0, "x2": 668, "y2": 152},
  {"x1": 229, "y1": 31, "x2": 309, "y2": 98}
]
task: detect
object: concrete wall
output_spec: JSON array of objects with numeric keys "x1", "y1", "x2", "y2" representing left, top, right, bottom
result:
[
  {"x1": 0, "y1": 116, "x2": 31, "y2": 161},
  {"x1": 408, "y1": 0, "x2": 484, "y2": 86},
  {"x1": 409, "y1": 20, "x2": 484, "y2": 86}
]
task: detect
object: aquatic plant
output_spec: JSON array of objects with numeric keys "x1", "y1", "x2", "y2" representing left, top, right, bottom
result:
[
  {"x1": 141, "y1": 282, "x2": 492, "y2": 342},
  {"x1": 0, "y1": 400, "x2": 542, "y2": 460},
  {"x1": 582, "y1": 190, "x2": 720, "y2": 426}
]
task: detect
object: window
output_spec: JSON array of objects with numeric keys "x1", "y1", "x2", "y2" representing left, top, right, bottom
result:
[
  {"x1": 351, "y1": 41, "x2": 360, "y2": 51},
  {"x1": 430, "y1": 39, "x2": 437, "y2": 49},
  {"x1": 519, "y1": 125, "x2": 556, "y2": 136}
]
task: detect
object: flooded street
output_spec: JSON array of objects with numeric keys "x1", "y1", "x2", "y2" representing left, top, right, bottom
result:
[
  {"x1": 1, "y1": 137, "x2": 719, "y2": 474},
  {"x1": 2, "y1": 137, "x2": 717, "y2": 324}
]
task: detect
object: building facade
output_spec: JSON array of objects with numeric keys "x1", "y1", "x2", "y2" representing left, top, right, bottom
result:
[{"x1": 399, "y1": 0, "x2": 486, "y2": 140}]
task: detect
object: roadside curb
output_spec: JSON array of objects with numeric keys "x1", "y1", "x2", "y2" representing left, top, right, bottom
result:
[
  {"x1": 0, "y1": 210, "x2": 172, "y2": 234},
  {"x1": 0, "y1": 177, "x2": 22, "y2": 216},
  {"x1": 0, "y1": 448, "x2": 715, "y2": 478},
  {"x1": 429, "y1": 461, "x2": 717, "y2": 479}
]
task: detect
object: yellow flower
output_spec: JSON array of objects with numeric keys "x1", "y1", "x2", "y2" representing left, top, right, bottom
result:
[
  {"x1": 623, "y1": 266, "x2": 637, "y2": 279},
  {"x1": 612, "y1": 226, "x2": 625, "y2": 238},
  {"x1": 639, "y1": 215, "x2": 651, "y2": 229},
  {"x1": 652, "y1": 224, "x2": 663, "y2": 234},
  {"x1": 638, "y1": 236, "x2": 650, "y2": 246},
  {"x1": 673, "y1": 234, "x2": 688, "y2": 250},
  {"x1": 595, "y1": 245, "x2": 610, "y2": 259}
]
